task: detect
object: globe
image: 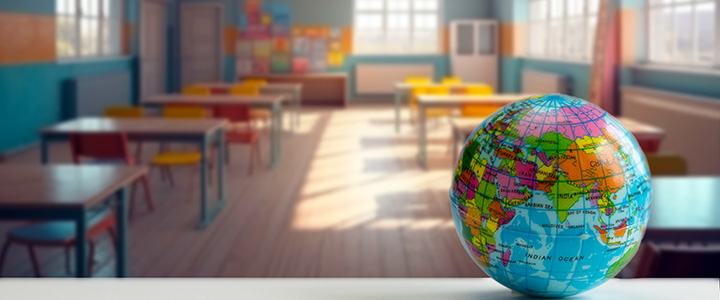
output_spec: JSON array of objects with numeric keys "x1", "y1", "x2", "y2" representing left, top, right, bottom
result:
[{"x1": 449, "y1": 94, "x2": 652, "y2": 298}]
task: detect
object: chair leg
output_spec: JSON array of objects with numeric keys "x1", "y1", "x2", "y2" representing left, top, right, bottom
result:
[
  {"x1": 108, "y1": 229, "x2": 118, "y2": 255},
  {"x1": 0, "y1": 240, "x2": 11, "y2": 277},
  {"x1": 129, "y1": 181, "x2": 138, "y2": 219},
  {"x1": 248, "y1": 144, "x2": 254, "y2": 176},
  {"x1": 27, "y1": 245, "x2": 42, "y2": 277},
  {"x1": 64, "y1": 246, "x2": 72, "y2": 276},
  {"x1": 141, "y1": 175, "x2": 154, "y2": 212},
  {"x1": 165, "y1": 167, "x2": 175, "y2": 187},
  {"x1": 225, "y1": 143, "x2": 231, "y2": 165}
]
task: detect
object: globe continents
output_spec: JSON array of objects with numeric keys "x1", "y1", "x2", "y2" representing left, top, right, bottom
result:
[{"x1": 449, "y1": 94, "x2": 651, "y2": 298}]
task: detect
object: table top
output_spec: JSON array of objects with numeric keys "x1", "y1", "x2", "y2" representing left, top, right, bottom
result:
[
  {"x1": 143, "y1": 93, "x2": 286, "y2": 105},
  {"x1": 418, "y1": 94, "x2": 536, "y2": 106},
  {"x1": 0, "y1": 278, "x2": 715, "y2": 300},
  {"x1": 450, "y1": 117, "x2": 665, "y2": 140},
  {"x1": 193, "y1": 82, "x2": 302, "y2": 91},
  {"x1": 396, "y1": 82, "x2": 492, "y2": 90},
  {"x1": 41, "y1": 117, "x2": 227, "y2": 137},
  {"x1": 0, "y1": 165, "x2": 147, "y2": 210},
  {"x1": 242, "y1": 72, "x2": 348, "y2": 79}
]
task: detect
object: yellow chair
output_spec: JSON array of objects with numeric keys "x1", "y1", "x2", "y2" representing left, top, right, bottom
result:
[
  {"x1": 183, "y1": 86, "x2": 211, "y2": 95},
  {"x1": 461, "y1": 85, "x2": 499, "y2": 117},
  {"x1": 151, "y1": 107, "x2": 206, "y2": 186},
  {"x1": 242, "y1": 79, "x2": 268, "y2": 86},
  {"x1": 104, "y1": 106, "x2": 144, "y2": 118},
  {"x1": 409, "y1": 86, "x2": 450, "y2": 121},
  {"x1": 442, "y1": 77, "x2": 462, "y2": 85},
  {"x1": 646, "y1": 154, "x2": 687, "y2": 175},
  {"x1": 231, "y1": 84, "x2": 271, "y2": 128},
  {"x1": 405, "y1": 77, "x2": 432, "y2": 85}
]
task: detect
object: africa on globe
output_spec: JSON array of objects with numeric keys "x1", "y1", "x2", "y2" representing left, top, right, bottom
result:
[{"x1": 449, "y1": 94, "x2": 651, "y2": 298}]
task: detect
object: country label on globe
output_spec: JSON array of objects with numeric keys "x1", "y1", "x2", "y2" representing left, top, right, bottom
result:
[{"x1": 449, "y1": 94, "x2": 651, "y2": 298}]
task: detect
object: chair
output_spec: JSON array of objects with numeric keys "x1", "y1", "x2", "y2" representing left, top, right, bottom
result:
[
  {"x1": 104, "y1": 106, "x2": 145, "y2": 159},
  {"x1": 152, "y1": 107, "x2": 206, "y2": 186},
  {"x1": 460, "y1": 85, "x2": 499, "y2": 117},
  {"x1": 646, "y1": 154, "x2": 687, "y2": 175},
  {"x1": 214, "y1": 104, "x2": 263, "y2": 175},
  {"x1": 0, "y1": 209, "x2": 117, "y2": 277},
  {"x1": 183, "y1": 86, "x2": 211, "y2": 95},
  {"x1": 409, "y1": 86, "x2": 451, "y2": 122},
  {"x1": 633, "y1": 242, "x2": 720, "y2": 278},
  {"x1": 442, "y1": 77, "x2": 462, "y2": 85},
  {"x1": 69, "y1": 132, "x2": 154, "y2": 218},
  {"x1": 231, "y1": 84, "x2": 271, "y2": 129},
  {"x1": 242, "y1": 79, "x2": 268, "y2": 86}
]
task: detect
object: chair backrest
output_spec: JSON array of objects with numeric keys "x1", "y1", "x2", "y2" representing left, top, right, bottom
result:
[
  {"x1": 214, "y1": 104, "x2": 252, "y2": 124},
  {"x1": 405, "y1": 77, "x2": 432, "y2": 85},
  {"x1": 231, "y1": 84, "x2": 260, "y2": 95},
  {"x1": 183, "y1": 86, "x2": 211, "y2": 95},
  {"x1": 242, "y1": 79, "x2": 267, "y2": 86},
  {"x1": 646, "y1": 154, "x2": 687, "y2": 175},
  {"x1": 442, "y1": 77, "x2": 462, "y2": 85},
  {"x1": 465, "y1": 85, "x2": 494, "y2": 95},
  {"x1": 426, "y1": 86, "x2": 450, "y2": 95},
  {"x1": 163, "y1": 107, "x2": 207, "y2": 119},
  {"x1": 410, "y1": 86, "x2": 428, "y2": 106},
  {"x1": 635, "y1": 242, "x2": 720, "y2": 278},
  {"x1": 461, "y1": 85, "x2": 499, "y2": 117},
  {"x1": 69, "y1": 133, "x2": 132, "y2": 164},
  {"x1": 104, "y1": 106, "x2": 144, "y2": 118}
]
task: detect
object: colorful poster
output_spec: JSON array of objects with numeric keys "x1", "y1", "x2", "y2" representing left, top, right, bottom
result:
[
  {"x1": 271, "y1": 55, "x2": 291, "y2": 73},
  {"x1": 253, "y1": 58, "x2": 270, "y2": 74},
  {"x1": 236, "y1": 58, "x2": 253, "y2": 75},
  {"x1": 292, "y1": 57, "x2": 309, "y2": 73},
  {"x1": 253, "y1": 39, "x2": 271, "y2": 57}
]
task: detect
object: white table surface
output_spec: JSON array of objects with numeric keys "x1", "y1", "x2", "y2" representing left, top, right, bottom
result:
[{"x1": 0, "y1": 278, "x2": 717, "y2": 300}]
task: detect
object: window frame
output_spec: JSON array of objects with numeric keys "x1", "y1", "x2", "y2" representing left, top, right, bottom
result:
[
  {"x1": 526, "y1": 0, "x2": 599, "y2": 63},
  {"x1": 56, "y1": 0, "x2": 125, "y2": 62},
  {"x1": 352, "y1": 0, "x2": 443, "y2": 56},
  {"x1": 645, "y1": 0, "x2": 720, "y2": 69}
]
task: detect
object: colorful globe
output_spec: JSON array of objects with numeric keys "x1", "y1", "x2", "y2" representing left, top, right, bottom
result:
[{"x1": 449, "y1": 94, "x2": 651, "y2": 298}]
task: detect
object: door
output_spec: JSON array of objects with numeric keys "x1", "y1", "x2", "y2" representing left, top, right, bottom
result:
[
  {"x1": 180, "y1": 3, "x2": 223, "y2": 87},
  {"x1": 450, "y1": 20, "x2": 498, "y2": 90},
  {"x1": 140, "y1": 0, "x2": 167, "y2": 98}
]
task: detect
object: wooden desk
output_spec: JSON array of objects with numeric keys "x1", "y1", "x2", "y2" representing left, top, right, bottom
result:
[
  {"x1": 0, "y1": 165, "x2": 147, "y2": 277},
  {"x1": 644, "y1": 176, "x2": 720, "y2": 243},
  {"x1": 448, "y1": 117, "x2": 667, "y2": 166},
  {"x1": 142, "y1": 94, "x2": 285, "y2": 168},
  {"x1": 193, "y1": 82, "x2": 303, "y2": 129},
  {"x1": 416, "y1": 93, "x2": 534, "y2": 168},
  {"x1": 240, "y1": 73, "x2": 347, "y2": 107},
  {"x1": 393, "y1": 82, "x2": 493, "y2": 133},
  {"x1": 0, "y1": 278, "x2": 716, "y2": 299},
  {"x1": 40, "y1": 117, "x2": 227, "y2": 229}
]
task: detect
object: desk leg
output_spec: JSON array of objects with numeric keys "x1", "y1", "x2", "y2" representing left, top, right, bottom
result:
[
  {"x1": 394, "y1": 90, "x2": 401, "y2": 133},
  {"x1": 418, "y1": 103, "x2": 427, "y2": 169},
  {"x1": 115, "y1": 187, "x2": 128, "y2": 277},
  {"x1": 216, "y1": 128, "x2": 226, "y2": 209},
  {"x1": 74, "y1": 211, "x2": 88, "y2": 277},
  {"x1": 199, "y1": 135, "x2": 209, "y2": 228},
  {"x1": 40, "y1": 138, "x2": 49, "y2": 164},
  {"x1": 452, "y1": 128, "x2": 459, "y2": 166},
  {"x1": 270, "y1": 102, "x2": 282, "y2": 169}
]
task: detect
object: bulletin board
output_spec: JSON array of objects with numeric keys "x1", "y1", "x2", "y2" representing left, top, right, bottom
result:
[{"x1": 236, "y1": 0, "x2": 349, "y2": 75}]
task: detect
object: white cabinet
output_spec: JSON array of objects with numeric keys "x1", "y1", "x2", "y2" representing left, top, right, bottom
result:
[{"x1": 450, "y1": 20, "x2": 499, "y2": 90}]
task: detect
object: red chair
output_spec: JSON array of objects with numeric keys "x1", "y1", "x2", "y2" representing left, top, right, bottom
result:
[
  {"x1": 70, "y1": 132, "x2": 154, "y2": 217},
  {"x1": 213, "y1": 104, "x2": 263, "y2": 175}
]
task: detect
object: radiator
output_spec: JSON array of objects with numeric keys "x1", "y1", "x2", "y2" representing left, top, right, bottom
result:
[
  {"x1": 622, "y1": 86, "x2": 720, "y2": 174},
  {"x1": 65, "y1": 71, "x2": 132, "y2": 119},
  {"x1": 522, "y1": 70, "x2": 569, "y2": 94},
  {"x1": 355, "y1": 64, "x2": 434, "y2": 95}
]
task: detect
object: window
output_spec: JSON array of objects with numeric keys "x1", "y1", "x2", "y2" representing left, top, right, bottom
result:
[
  {"x1": 353, "y1": 0, "x2": 441, "y2": 54},
  {"x1": 57, "y1": 0, "x2": 124, "y2": 59},
  {"x1": 648, "y1": 0, "x2": 717, "y2": 66},
  {"x1": 527, "y1": 0, "x2": 599, "y2": 61}
]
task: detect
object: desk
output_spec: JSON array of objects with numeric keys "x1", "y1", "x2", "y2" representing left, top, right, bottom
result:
[
  {"x1": 416, "y1": 94, "x2": 534, "y2": 168},
  {"x1": 645, "y1": 176, "x2": 720, "y2": 243},
  {"x1": 448, "y1": 117, "x2": 667, "y2": 166},
  {"x1": 393, "y1": 82, "x2": 493, "y2": 133},
  {"x1": 240, "y1": 73, "x2": 348, "y2": 107},
  {"x1": 0, "y1": 165, "x2": 147, "y2": 277},
  {"x1": 0, "y1": 278, "x2": 716, "y2": 299},
  {"x1": 193, "y1": 82, "x2": 302, "y2": 129},
  {"x1": 142, "y1": 94, "x2": 285, "y2": 168},
  {"x1": 40, "y1": 117, "x2": 227, "y2": 229}
]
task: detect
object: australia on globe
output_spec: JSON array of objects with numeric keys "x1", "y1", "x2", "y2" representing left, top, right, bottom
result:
[{"x1": 449, "y1": 94, "x2": 652, "y2": 298}]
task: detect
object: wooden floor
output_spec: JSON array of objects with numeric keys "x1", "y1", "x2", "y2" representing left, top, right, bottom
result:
[{"x1": 0, "y1": 105, "x2": 487, "y2": 278}]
